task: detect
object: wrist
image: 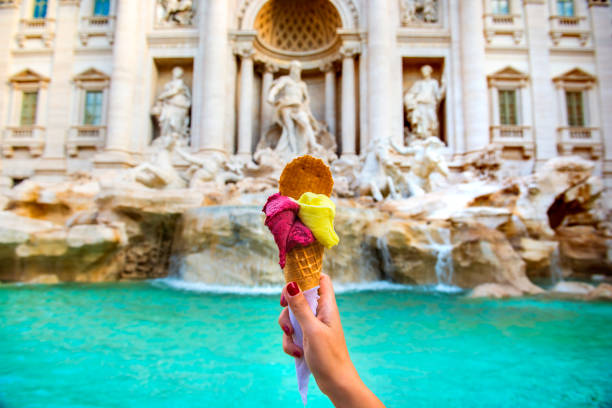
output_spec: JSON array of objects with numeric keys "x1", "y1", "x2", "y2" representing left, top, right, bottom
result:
[{"x1": 320, "y1": 364, "x2": 366, "y2": 407}]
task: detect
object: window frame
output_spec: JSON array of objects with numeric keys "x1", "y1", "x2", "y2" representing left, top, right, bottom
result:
[
  {"x1": 19, "y1": 91, "x2": 39, "y2": 126},
  {"x1": 32, "y1": 0, "x2": 48, "y2": 19},
  {"x1": 491, "y1": 0, "x2": 510, "y2": 15},
  {"x1": 498, "y1": 88, "x2": 519, "y2": 126},
  {"x1": 556, "y1": 0, "x2": 575, "y2": 16},
  {"x1": 92, "y1": 0, "x2": 110, "y2": 16}
]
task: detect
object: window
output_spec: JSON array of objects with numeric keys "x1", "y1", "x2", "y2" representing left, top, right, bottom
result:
[
  {"x1": 83, "y1": 90, "x2": 103, "y2": 125},
  {"x1": 32, "y1": 0, "x2": 47, "y2": 18},
  {"x1": 93, "y1": 0, "x2": 110, "y2": 16},
  {"x1": 20, "y1": 91, "x2": 38, "y2": 125},
  {"x1": 498, "y1": 89, "x2": 517, "y2": 125},
  {"x1": 565, "y1": 91, "x2": 584, "y2": 127},
  {"x1": 491, "y1": 0, "x2": 510, "y2": 15},
  {"x1": 557, "y1": 0, "x2": 574, "y2": 16}
]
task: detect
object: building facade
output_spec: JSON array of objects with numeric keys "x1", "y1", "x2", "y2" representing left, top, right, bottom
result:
[{"x1": 0, "y1": 0, "x2": 611, "y2": 189}]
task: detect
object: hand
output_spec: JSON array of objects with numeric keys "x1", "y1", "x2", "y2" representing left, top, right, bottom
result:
[{"x1": 278, "y1": 274, "x2": 385, "y2": 408}]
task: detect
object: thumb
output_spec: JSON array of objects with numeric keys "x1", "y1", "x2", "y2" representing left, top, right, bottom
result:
[{"x1": 283, "y1": 282, "x2": 319, "y2": 332}]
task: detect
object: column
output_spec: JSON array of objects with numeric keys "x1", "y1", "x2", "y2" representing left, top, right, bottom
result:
[
  {"x1": 194, "y1": 0, "x2": 228, "y2": 153},
  {"x1": 95, "y1": 0, "x2": 141, "y2": 167},
  {"x1": 367, "y1": 0, "x2": 393, "y2": 142},
  {"x1": 341, "y1": 46, "x2": 358, "y2": 157},
  {"x1": 320, "y1": 62, "x2": 336, "y2": 136},
  {"x1": 260, "y1": 63, "x2": 277, "y2": 141},
  {"x1": 45, "y1": 0, "x2": 79, "y2": 164},
  {"x1": 589, "y1": 1, "x2": 612, "y2": 179},
  {"x1": 524, "y1": 0, "x2": 557, "y2": 168},
  {"x1": 236, "y1": 45, "x2": 254, "y2": 157},
  {"x1": 0, "y1": 2, "x2": 20, "y2": 132},
  {"x1": 459, "y1": 0, "x2": 489, "y2": 152}
]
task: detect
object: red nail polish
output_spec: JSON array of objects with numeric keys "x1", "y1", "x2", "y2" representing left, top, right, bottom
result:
[
  {"x1": 293, "y1": 350, "x2": 301, "y2": 358},
  {"x1": 283, "y1": 325, "x2": 291, "y2": 336},
  {"x1": 280, "y1": 294, "x2": 287, "y2": 307},
  {"x1": 287, "y1": 282, "x2": 299, "y2": 296}
]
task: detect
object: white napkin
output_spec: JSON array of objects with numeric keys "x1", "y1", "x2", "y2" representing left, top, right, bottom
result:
[{"x1": 288, "y1": 285, "x2": 320, "y2": 406}]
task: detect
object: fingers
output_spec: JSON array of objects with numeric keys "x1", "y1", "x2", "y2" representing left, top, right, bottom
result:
[
  {"x1": 282, "y1": 333, "x2": 303, "y2": 359},
  {"x1": 277, "y1": 307, "x2": 293, "y2": 337},
  {"x1": 282, "y1": 282, "x2": 320, "y2": 333}
]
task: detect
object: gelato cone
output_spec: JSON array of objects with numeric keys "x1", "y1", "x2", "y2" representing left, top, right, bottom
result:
[{"x1": 279, "y1": 155, "x2": 333, "y2": 291}]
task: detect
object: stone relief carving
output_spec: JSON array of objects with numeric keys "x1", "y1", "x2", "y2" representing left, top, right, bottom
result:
[
  {"x1": 151, "y1": 67, "x2": 192, "y2": 146},
  {"x1": 157, "y1": 0, "x2": 194, "y2": 26},
  {"x1": 392, "y1": 136, "x2": 449, "y2": 196},
  {"x1": 400, "y1": 0, "x2": 438, "y2": 25},
  {"x1": 404, "y1": 65, "x2": 445, "y2": 141},
  {"x1": 353, "y1": 138, "x2": 401, "y2": 202},
  {"x1": 256, "y1": 60, "x2": 336, "y2": 163},
  {"x1": 128, "y1": 135, "x2": 186, "y2": 190}
]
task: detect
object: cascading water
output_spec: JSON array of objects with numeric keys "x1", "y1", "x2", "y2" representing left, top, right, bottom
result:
[
  {"x1": 549, "y1": 245, "x2": 563, "y2": 285},
  {"x1": 423, "y1": 227, "x2": 461, "y2": 292}
]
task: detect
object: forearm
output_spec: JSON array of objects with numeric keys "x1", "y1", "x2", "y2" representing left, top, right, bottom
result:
[{"x1": 322, "y1": 364, "x2": 385, "y2": 408}]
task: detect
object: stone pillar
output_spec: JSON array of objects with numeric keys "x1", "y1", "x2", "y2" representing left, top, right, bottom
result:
[
  {"x1": 260, "y1": 63, "x2": 277, "y2": 142},
  {"x1": 0, "y1": 2, "x2": 19, "y2": 134},
  {"x1": 44, "y1": 0, "x2": 79, "y2": 165},
  {"x1": 236, "y1": 45, "x2": 254, "y2": 157},
  {"x1": 524, "y1": 0, "x2": 557, "y2": 168},
  {"x1": 367, "y1": 0, "x2": 393, "y2": 142},
  {"x1": 341, "y1": 46, "x2": 359, "y2": 157},
  {"x1": 589, "y1": 2, "x2": 612, "y2": 177},
  {"x1": 459, "y1": 0, "x2": 489, "y2": 152},
  {"x1": 320, "y1": 62, "x2": 336, "y2": 136},
  {"x1": 195, "y1": 0, "x2": 228, "y2": 153},
  {"x1": 95, "y1": 0, "x2": 140, "y2": 167}
]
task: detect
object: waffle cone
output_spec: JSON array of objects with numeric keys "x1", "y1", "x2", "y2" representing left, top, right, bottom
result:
[
  {"x1": 278, "y1": 156, "x2": 333, "y2": 291},
  {"x1": 284, "y1": 242, "x2": 324, "y2": 291}
]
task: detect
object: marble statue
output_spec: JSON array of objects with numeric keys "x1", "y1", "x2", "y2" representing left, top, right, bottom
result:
[
  {"x1": 400, "y1": 0, "x2": 438, "y2": 25},
  {"x1": 151, "y1": 67, "x2": 192, "y2": 146},
  {"x1": 130, "y1": 135, "x2": 186, "y2": 189},
  {"x1": 404, "y1": 65, "x2": 445, "y2": 140},
  {"x1": 158, "y1": 0, "x2": 193, "y2": 26},
  {"x1": 261, "y1": 60, "x2": 336, "y2": 163},
  {"x1": 353, "y1": 138, "x2": 401, "y2": 202},
  {"x1": 392, "y1": 136, "x2": 449, "y2": 196},
  {"x1": 176, "y1": 148, "x2": 242, "y2": 191}
]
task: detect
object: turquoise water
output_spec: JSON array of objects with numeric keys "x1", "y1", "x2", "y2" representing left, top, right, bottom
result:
[{"x1": 1, "y1": 281, "x2": 611, "y2": 408}]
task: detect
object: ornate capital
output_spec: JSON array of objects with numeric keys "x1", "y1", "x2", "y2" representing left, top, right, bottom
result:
[
  {"x1": 319, "y1": 62, "x2": 335, "y2": 73},
  {"x1": 340, "y1": 43, "x2": 360, "y2": 59},
  {"x1": 234, "y1": 43, "x2": 254, "y2": 59},
  {"x1": 263, "y1": 62, "x2": 279, "y2": 73}
]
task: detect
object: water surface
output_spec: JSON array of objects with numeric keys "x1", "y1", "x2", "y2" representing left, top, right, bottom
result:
[{"x1": 1, "y1": 281, "x2": 611, "y2": 407}]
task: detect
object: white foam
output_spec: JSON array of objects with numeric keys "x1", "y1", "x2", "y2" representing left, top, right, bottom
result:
[{"x1": 151, "y1": 278, "x2": 464, "y2": 295}]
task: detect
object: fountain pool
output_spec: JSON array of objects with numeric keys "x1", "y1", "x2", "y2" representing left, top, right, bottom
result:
[{"x1": 1, "y1": 281, "x2": 611, "y2": 408}]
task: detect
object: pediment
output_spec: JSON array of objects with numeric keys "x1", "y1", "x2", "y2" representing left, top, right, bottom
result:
[
  {"x1": 488, "y1": 66, "x2": 528, "y2": 81},
  {"x1": 553, "y1": 68, "x2": 595, "y2": 83},
  {"x1": 73, "y1": 68, "x2": 110, "y2": 83},
  {"x1": 9, "y1": 69, "x2": 50, "y2": 84}
]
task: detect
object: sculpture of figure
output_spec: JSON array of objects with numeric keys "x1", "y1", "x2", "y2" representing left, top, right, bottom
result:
[
  {"x1": 399, "y1": 0, "x2": 417, "y2": 25},
  {"x1": 392, "y1": 136, "x2": 449, "y2": 196},
  {"x1": 176, "y1": 148, "x2": 242, "y2": 190},
  {"x1": 353, "y1": 138, "x2": 401, "y2": 202},
  {"x1": 130, "y1": 135, "x2": 186, "y2": 189},
  {"x1": 404, "y1": 65, "x2": 445, "y2": 140},
  {"x1": 264, "y1": 60, "x2": 334, "y2": 162},
  {"x1": 399, "y1": 0, "x2": 438, "y2": 25},
  {"x1": 151, "y1": 67, "x2": 192, "y2": 146},
  {"x1": 159, "y1": 0, "x2": 193, "y2": 26},
  {"x1": 423, "y1": 0, "x2": 438, "y2": 22}
]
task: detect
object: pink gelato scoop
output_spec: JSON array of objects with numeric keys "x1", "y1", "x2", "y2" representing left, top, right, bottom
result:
[{"x1": 263, "y1": 193, "x2": 315, "y2": 268}]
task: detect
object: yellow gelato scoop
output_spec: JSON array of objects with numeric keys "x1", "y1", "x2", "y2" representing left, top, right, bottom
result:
[{"x1": 297, "y1": 192, "x2": 339, "y2": 249}]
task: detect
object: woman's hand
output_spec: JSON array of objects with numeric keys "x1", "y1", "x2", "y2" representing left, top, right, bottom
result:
[{"x1": 278, "y1": 274, "x2": 385, "y2": 408}]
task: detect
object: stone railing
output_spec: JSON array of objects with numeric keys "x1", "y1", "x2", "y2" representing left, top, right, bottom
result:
[
  {"x1": 549, "y1": 15, "x2": 589, "y2": 45},
  {"x1": 557, "y1": 126, "x2": 602, "y2": 159},
  {"x1": 2, "y1": 126, "x2": 45, "y2": 157},
  {"x1": 66, "y1": 125, "x2": 106, "y2": 156},
  {"x1": 490, "y1": 125, "x2": 534, "y2": 158},
  {"x1": 483, "y1": 14, "x2": 523, "y2": 44},
  {"x1": 78, "y1": 15, "x2": 115, "y2": 46},
  {"x1": 16, "y1": 18, "x2": 55, "y2": 48}
]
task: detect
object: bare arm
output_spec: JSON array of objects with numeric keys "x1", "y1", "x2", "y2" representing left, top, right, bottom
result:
[{"x1": 279, "y1": 275, "x2": 386, "y2": 408}]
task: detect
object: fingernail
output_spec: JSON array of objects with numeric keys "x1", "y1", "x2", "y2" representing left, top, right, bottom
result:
[
  {"x1": 287, "y1": 282, "x2": 299, "y2": 296},
  {"x1": 282, "y1": 325, "x2": 291, "y2": 336},
  {"x1": 280, "y1": 294, "x2": 287, "y2": 307},
  {"x1": 292, "y1": 350, "x2": 302, "y2": 358}
]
